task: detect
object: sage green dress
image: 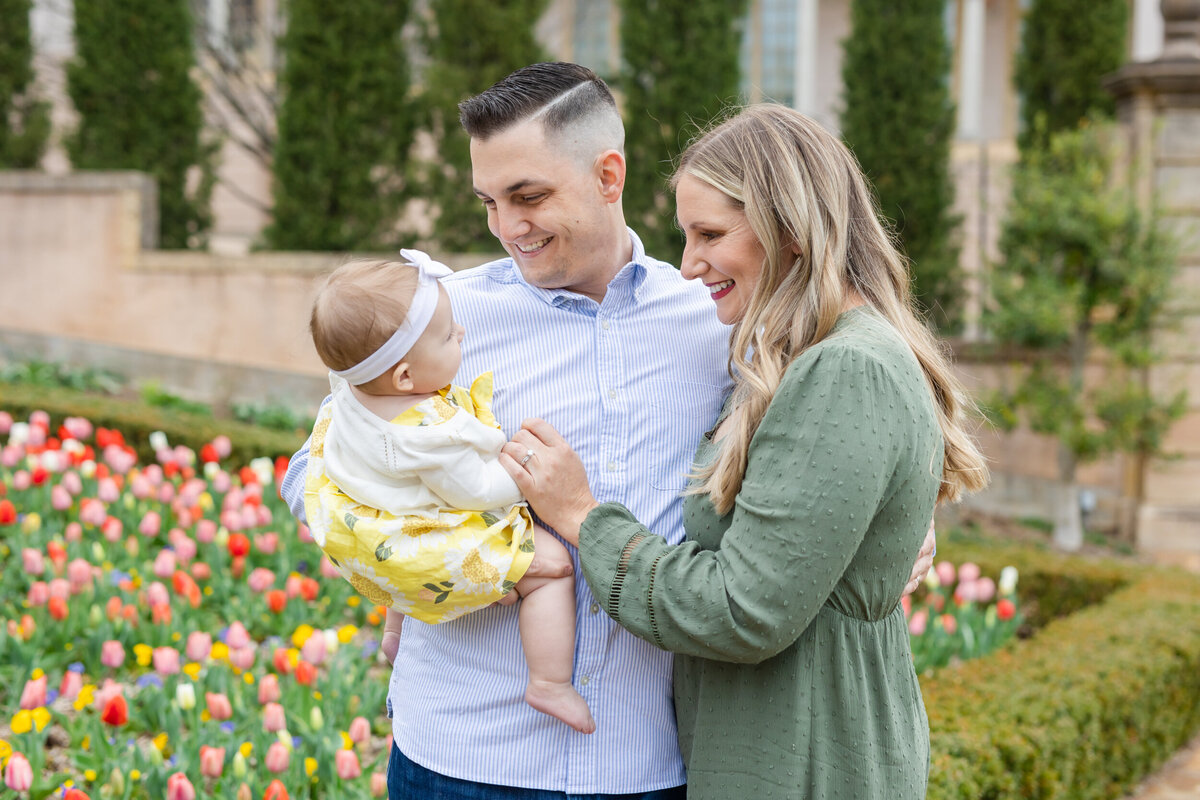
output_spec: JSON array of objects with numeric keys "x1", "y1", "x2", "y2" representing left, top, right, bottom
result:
[{"x1": 579, "y1": 307, "x2": 941, "y2": 800}]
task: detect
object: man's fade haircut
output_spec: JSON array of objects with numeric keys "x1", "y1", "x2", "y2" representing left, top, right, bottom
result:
[{"x1": 459, "y1": 62, "x2": 624, "y2": 156}]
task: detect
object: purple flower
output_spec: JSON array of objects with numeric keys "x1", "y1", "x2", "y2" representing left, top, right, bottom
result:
[
  {"x1": 68, "y1": 662, "x2": 85, "y2": 674},
  {"x1": 136, "y1": 674, "x2": 163, "y2": 689}
]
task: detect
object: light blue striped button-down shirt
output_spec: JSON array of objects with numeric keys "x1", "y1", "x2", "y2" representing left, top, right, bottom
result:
[{"x1": 281, "y1": 229, "x2": 732, "y2": 793}]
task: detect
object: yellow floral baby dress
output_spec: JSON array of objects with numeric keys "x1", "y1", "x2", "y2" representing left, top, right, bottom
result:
[{"x1": 304, "y1": 372, "x2": 535, "y2": 623}]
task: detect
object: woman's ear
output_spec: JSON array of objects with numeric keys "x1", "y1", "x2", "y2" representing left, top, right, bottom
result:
[{"x1": 390, "y1": 363, "x2": 415, "y2": 393}]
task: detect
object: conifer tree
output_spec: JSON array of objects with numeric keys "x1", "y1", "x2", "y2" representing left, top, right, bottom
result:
[
  {"x1": 840, "y1": 0, "x2": 961, "y2": 329},
  {"x1": 0, "y1": 0, "x2": 50, "y2": 167},
  {"x1": 67, "y1": 0, "x2": 215, "y2": 248},
  {"x1": 264, "y1": 0, "x2": 413, "y2": 251},
  {"x1": 419, "y1": 0, "x2": 548, "y2": 253},
  {"x1": 1014, "y1": 0, "x2": 1127, "y2": 153},
  {"x1": 618, "y1": 0, "x2": 748, "y2": 262}
]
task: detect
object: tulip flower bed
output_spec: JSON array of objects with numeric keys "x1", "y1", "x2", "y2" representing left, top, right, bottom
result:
[
  {"x1": 922, "y1": 536, "x2": 1200, "y2": 800},
  {"x1": 0, "y1": 410, "x2": 390, "y2": 800}
]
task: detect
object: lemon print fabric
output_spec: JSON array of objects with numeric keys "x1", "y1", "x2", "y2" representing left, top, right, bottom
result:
[{"x1": 304, "y1": 372, "x2": 535, "y2": 623}]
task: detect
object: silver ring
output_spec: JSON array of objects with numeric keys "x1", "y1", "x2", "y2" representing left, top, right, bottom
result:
[{"x1": 519, "y1": 449, "x2": 534, "y2": 467}]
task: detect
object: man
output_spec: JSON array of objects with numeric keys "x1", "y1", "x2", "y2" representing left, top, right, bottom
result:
[{"x1": 281, "y1": 62, "x2": 933, "y2": 799}]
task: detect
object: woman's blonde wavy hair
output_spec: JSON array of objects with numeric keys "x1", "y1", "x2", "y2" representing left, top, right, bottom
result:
[{"x1": 673, "y1": 104, "x2": 988, "y2": 515}]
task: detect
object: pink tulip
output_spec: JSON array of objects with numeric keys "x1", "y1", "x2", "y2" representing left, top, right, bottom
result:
[
  {"x1": 48, "y1": 578, "x2": 70, "y2": 599},
  {"x1": 139, "y1": 511, "x2": 162, "y2": 538},
  {"x1": 173, "y1": 536, "x2": 197, "y2": 564},
  {"x1": 258, "y1": 674, "x2": 281, "y2": 704},
  {"x1": 256, "y1": 505, "x2": 274, "y2": 527},
  {"x1": 975, "y1": 576, "x2": 996, "y2": 603},
  {"x1": 213, "y1": 435, "x2": 232, "y2": 458},
  {"x1": 262, "y1": 701, "x2": 286, "y2": 732},
  {"x1": 297, "y1": 522, "x2": 313, "y2": 544},
  {"x1": 51, "y1": 485, "x2": 73, "y2": 510},
  {"x1": 158, "y1": 483, "x2": 176, "y2": 505},
  {"x1": 62, "y1": 470, "x2": 83, "y2": 496},
  {"x1": 29, "y1": 410, "x2": 49, "y2": 429},
  {"x1": 320, "y1": 557, "x2": 341, "y2": 579},
  {"x1": 131, "y1": 474, "x2": 154, "y2": 499},
  {"x1": 93, "y1": 680, "x2": 123, "y2": 713},
  {"x1": 934, "y1": 561, "x2": 956, "y2": 586},
  {"x1": 166, "y1": 771, "x2": 197, "y2": 800},
  {"x1": 80, "y1": 498, "x2": 107, "y2": 527},
  {"x1": 146, "y1": 581, "x2": 170, "y2": 608},
  {"x1": 62, "y1": 416, "x2": 92, "y2": 440},
  {"x1": 300, "y1": 632, "x2": 326, "y2": 666},
  {"x1": 213, "y1": 470, "x2": 232, "y2": 492},
  {"x1": 21, "y1": 548, "x2": 45, "y2": 575},
  {"x1": 67, "y1": 558, "x2": 93, "y2": 593},
  {"x1": 348, "y1": 716, "x2": 371, "y2": 744},
  {"x1": 153, "y1": 646, "x2": 181, "y2": 675},
  {"x1": 196, "y1": 519, "x2": 218, "y2": 543},
  {"x1": 206, "y1": 691, "x2": 233, "y2": 721},
  {"x1": 954, "y1": 581, "x2": 977, "y2": 604},
  {"x1": 60, "y1": 669, "x2": 83, "y2": 701},
  {"x1": 239, "y1": 507, "x2": 258, "y2": 530},
  {"x1": 97, "y1": 477, "x2": 120, "y2": 503},
  {"x1": 144, "y1": 464, "x2": 164, "y2": 485},
  {"x1": 265, "y1": 741, "x2": 290, "y2": 773},
  {"x1": 153, "y1": 549, "x2": 177, "y2": 579},
  {"x1": 64, "y1": 521, "x2": 83, "y2": 541},
  {"x1": 959, "y1": 562, "x2": 981, "y2": 584},
  {"x1": 236, "y1": 783, "x2": 252, "y2": 800},
  {"x1": 19, "y1": 675, "x2": 47, "y2": 709},
  {"x1": 101, "y1": 640, "x2": 126, "y2": 668},
  {"x1": 370, "y1": 771, "x2": 387, "y2": 797},
  {"x1": 4, "y1": 752, "x2": 32, "y2": 791},
  {"x1": 185, "y1": 632, "x2": 212, "y2": 661},
  {"x1": 335, "y1": 749, "x2": 362, "y2": 779},
  {"x1": 248, "y1": 568, "x2": 276, "y2": 594},
  {"x1": 285, "y1": 574, "x2": 303, "y2": 598},
  {"x1": 13, "y1": 470, "x2": 30, "y2": 491},
  {"x1": 221, "y1": 509, "x2": 242, "y2": 531},
  {"x1": 199, "y1": 745, "x2": 226, "y2": 778},
  {"x1": 0, "y1": 411, "x2": 11, "y2": 434},
  {"x1": 101, "y1": 516, "x2": 123, "y2": 541},
  {"x1": 908, "y1": 609, "x2": 928, "y2": 636},
  {"x1": 225, "y1": 621, "x2": 251, "y2": 650},
  {"x1": 174, "y1": 506, "x2": 194, "y2": 528},
  {"x1": 229, "y1": 646, "x2": 256, "y2": 670},
  {"x1": 27, "y1": 581, "x2": 49, "y2": 606},
  {"x1": 0, "y1": 445, "x2": 19, "y2": 467}
]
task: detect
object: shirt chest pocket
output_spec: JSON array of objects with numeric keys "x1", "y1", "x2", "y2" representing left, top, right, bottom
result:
[{"x1": 644, "y1": 379, "x2": 727, "y2": 492}]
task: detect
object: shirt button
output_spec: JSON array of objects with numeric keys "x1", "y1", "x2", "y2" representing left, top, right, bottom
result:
[
  {"x1": 601, "y1": 319, "x2": 610, "y2": 330},
  {"x1": 589, "y1": 602, "x2": 600, "y2": 614},
  {"x1": 607, "y1": 389, "x2": 617, "y2": 400},
  {"x1": 607, "y1": 461, "x2": 617, "y2": 472},
  {"x1": 580, "y1": 675, "x2": 591, "y2": 686}
]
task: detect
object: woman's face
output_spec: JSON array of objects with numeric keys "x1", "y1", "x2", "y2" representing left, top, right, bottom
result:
[{"x1": 675, "y1": 175, "x2": 768, "y2": 325}]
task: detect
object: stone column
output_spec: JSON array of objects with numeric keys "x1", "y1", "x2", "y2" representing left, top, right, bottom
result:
[
  {"x1": 1104, "y1": 0, "x2": 1200, "y2": 568},
  {"x1": 956, "y1": 0, "x2": 987, "y2": 140},
  {"x1": 795, "y1": 0, "x2": 819, "y2": 116}
]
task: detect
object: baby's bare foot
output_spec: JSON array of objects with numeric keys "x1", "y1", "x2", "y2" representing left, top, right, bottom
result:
[{"x1": 525, "y1": 680, "x2": 596, "y2": 734}]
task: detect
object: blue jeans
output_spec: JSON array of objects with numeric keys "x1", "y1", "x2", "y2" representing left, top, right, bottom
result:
[{"x1": 387, "y1": 744, "x2": 687, "y2": 800}]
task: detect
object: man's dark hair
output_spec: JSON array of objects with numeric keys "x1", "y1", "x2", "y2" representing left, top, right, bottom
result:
[{"x1": 459, "y1": 62, "x2": 618, "y2": 140}]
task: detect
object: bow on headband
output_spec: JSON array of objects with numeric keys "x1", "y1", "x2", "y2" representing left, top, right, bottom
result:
[{"x1": 331, "y1": 249, "x2": 454, "y2": 385}]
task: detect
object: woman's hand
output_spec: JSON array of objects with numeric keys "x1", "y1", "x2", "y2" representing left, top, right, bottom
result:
[
  {"x1": 902, "y1": 519, "x2": 937, "y2": 597},
  {"x1": 499, "y1": 418, "x2": 599, "y2": 547}
]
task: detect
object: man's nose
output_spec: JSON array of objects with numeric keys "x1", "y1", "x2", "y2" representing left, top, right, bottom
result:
[{"x1": 493, "y1": 206, "x2": 530, "y2": 243}]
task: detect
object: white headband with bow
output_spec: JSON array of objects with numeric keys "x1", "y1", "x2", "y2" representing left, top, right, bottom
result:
[{"x1": 332, "y1": 249, "x2": 454, "y2": 385}]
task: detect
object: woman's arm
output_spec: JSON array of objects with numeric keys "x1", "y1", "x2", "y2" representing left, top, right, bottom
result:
[{"x1": 516, "y1": 345, "x2": 919, "y2": 664}]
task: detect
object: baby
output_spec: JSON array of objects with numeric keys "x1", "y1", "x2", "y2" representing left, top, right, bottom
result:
[{"x1": 303, "y1": 250, "x2": 594, "y2": 734}]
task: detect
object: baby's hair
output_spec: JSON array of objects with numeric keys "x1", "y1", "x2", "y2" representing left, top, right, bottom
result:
[{"x1": 310, "y1": 259, "x2": 420, "y2": 377}]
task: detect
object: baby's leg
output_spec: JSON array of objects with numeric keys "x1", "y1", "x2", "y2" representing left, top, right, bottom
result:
[{"x1": 514, "y1": 527, "x2": 595, "y2": 734}]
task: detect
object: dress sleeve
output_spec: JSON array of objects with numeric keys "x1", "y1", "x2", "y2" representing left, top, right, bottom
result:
[
  {"x1": 416, "y1": 445, "x2": 524, "y2": 511},
  {"x1": 579, "y1": 344, "x2": 904, "y2": 663}
]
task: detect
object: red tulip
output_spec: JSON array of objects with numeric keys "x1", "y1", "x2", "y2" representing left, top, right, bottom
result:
[
  {"x1": 227, "y1": 533, "x2": 251, "y2": 558},
  {"x1": 263, "y1": 780, "x2": 289, "y2": 800},
  {"x1": 206, "y1": 691, "x2": 233, "y2": 721},
  {"x1": 997, "y1": 598, "x2": 1016, "y2": 621},
  {"x1": 294, "y1": 659, "x2": 317, "y2": 686},
  {"x1": 199, "y1": 745, "x2": 226, "y2": 778},
  {"x1": 267, "y1": 590, "x2": 288, "y2": 614},
  {"x1": 101, "y1": 693, "x2": 128, "y2": 726},
  {"x1": 166, "y1": 771, "x2": 196, "y2": 800}
]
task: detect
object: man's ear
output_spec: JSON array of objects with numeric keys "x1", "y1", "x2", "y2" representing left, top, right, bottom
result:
[
  {"x1": 390, "y1": 363, "x2": 415, "y2": 393},
  {"x1": 596, "y1": 149, "x2": 626, "y2": 204}
]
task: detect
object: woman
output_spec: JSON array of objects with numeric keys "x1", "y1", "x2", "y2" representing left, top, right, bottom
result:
[{"x1": 500, "y1": 105, "x2": 988, "y2": 799}]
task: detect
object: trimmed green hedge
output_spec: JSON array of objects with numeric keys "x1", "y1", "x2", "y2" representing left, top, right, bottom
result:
[
  {"x1": 0, "y1": 382, "x2": 307, "y2": 467},
  {"x1": 925, "y1": 538, "x2": 1200, "y2": 799}
]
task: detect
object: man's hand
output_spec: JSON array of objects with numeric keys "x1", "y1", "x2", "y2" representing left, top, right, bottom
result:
[
  {"x1": 493, "y1": 550, "x2": 573, "y2": 606},
  {"x1": 903, "y1": 520, "x2": 937, "y2": 597}
]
